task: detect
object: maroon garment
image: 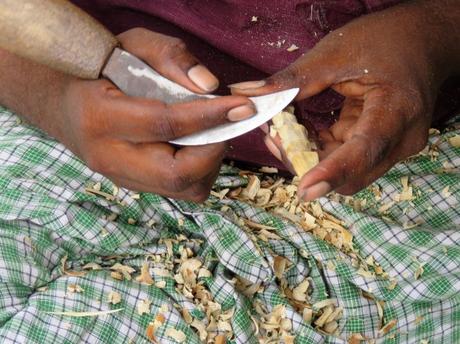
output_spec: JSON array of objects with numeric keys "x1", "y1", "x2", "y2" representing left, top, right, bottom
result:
[{"x1": 70, "y1": 0, "x2": 459, "y2": 168}]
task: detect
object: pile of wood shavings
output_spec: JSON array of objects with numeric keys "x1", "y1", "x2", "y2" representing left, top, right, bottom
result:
[
  {"x1": 78, "y1": 167, "x2": 411, "y2": 342},
  {"x1": 212, "y1": 168, "x2": 399, "y2": 342},
  {"x1": 223, "y1": 169, "x2": 388, "y2": 282}
]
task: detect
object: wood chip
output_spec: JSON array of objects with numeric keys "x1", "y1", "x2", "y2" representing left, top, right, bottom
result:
[
  {"x1": 442, "y1": 186, "x2": 451, "y2": 198},
  {"x1": 302, "y1": 307, "x2": 313, "y2": 323},
  {"x1": 137, "y1": 299, "x2": 152, "y2": 316},
  {"x1": 273, "y1": 256, "x2": 289, "y2": 279},
  {"x1": 313, "y1": 299, "x2": 336, "y2": 310},
  {"x1": 107, "y1": 290, "x2": 122, "y2": 305},
  {"x1": 259, "y1": 166, "x2": 278, "y2": 174},
  {"x1": 146, "y1": 314, "x2": 166, "y2": 343},
  {"x1": 448, "y1": 135, "x2": 460, "y2": 148},
  {"x1": 314, "y1": 305, "x2": 334, "y2": 327},
  {"x1": 82, "y1": 262, "x2": 102, "y2": 270},
  {"x1": 287, "y1": 44, "x2": 299, "y2": 52},
  {"x1": 348, "y1": 333, "x2": 365, "y2": 344},
  {"x1": 292, "y1": 279, "x2": 309, "y2": 302},
  {"x1": 378, "y1": 319, "x2": 397, "y2": 336},
  {"x1": 110, "y1": 271, "x2": 123, "y2": 280},
  {"x1": 165, "y1": 328, "x2": 186, "y2": 343},
  {"x1": 61, "y1": 256, "x2": 86, "y2": 277},
  {"x1": 155, "y1": 280, "x2": 166, "y2": 289},
  {"x1": 241, "y1": 175, "x2": 261, "y2": 200},
  {"x1": 136, "y1": 261, "x2": 155, "y2": 285},
  {"x1": 67, "y1": 284, "x2": 84, "y2": 294},
  {"x1": 85, "y1": 186, "x2": 115, "y2": 201},
  {"x1": 110, "y1": 263, "x2": 135, "y2": 280}
]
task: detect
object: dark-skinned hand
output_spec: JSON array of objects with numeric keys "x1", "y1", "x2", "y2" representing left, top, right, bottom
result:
[
  {"x1": 231, "y1": 1, "x2": 456, "y2": 201},
  {"x1": 53, "y1": 28, "x2": 255, "y2": 202}
]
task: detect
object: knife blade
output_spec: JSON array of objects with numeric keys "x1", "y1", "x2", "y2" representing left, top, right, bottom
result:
[
  {"x1": 0, "y1": 0, "x2": 298, "y2": 146},
  {"x1": 102, "y1": 48, "x2": 299, "y2": 145}
]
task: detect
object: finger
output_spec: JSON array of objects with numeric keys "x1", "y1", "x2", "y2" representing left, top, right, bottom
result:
[
  {"x1": 263, "y1": 135, "x2": 296, "y2": 174},
  {"x1": 174, "y1": 143, "x2": 227, "y2": 182},
  {"x1": 118, "y1": 28, "x2": 218, "y2": 93},
  {"x1": 264, "y1": 135, "x2": 283, "y2": 161},
  {"x1": 329, "y1": 117, "x2": 358, "y2": 142},
  {"x1": 297, "y1": 91, "x2": 405, "y2": 200},
  {"x1": 229, "y1": 47, "x2": 341, "y2": 100},
  {"x1": 88, "y1": 141, "x2": 224, "y2": 201},
  {"x1": 106, "y1": 93, "x2": 255, "y2": 142},
  {"x1": 345, "y1": 122, "x2": 428, "y2": 193},
  {"x1": 108, "y1": 174, "x2": 215, "y2": 202}
]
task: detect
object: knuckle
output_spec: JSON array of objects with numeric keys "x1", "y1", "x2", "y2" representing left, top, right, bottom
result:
[
  {"x1": 161, "y1": 38, "x2": 188, "y2": 59},
  {"x1": 153, "y1": 107, "x2": 178, "y2": 140},
  {"x1": 271, "y1": 66, "x2": 301, "y2": 87}
]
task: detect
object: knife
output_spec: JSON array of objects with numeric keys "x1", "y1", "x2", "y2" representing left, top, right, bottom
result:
[{"x1": 0, "y1": 0, "x2": 298, "y2": 146}]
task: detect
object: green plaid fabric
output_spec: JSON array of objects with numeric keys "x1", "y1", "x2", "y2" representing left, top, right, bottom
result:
[{"x1": 0, "y1": 106, "x2": 458, "y2": 344}]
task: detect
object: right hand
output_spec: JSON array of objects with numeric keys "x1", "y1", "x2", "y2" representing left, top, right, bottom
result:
[{"x1": 53, "y1": 28, "x2": 255, "y2": 202}]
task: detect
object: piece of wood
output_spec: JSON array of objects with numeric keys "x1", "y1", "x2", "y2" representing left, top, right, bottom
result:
[
  {"x1": 271, "y1": 107, "x2": 319, "y2": 177},
  {"x1": 0, "y1": 0, "x2": 118, "y2": 79}
]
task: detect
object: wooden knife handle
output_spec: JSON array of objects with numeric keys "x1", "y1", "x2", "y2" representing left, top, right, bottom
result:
[{"x1": 0, "y1": 0, "x2": 118, "y2": 79}]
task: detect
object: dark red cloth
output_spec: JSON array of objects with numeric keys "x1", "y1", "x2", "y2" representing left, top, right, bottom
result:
[{"x1": 70, "y1": 0, "x2": 459, "y2": 168}]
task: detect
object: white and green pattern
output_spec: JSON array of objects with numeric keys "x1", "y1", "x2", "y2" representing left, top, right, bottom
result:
[{"x1": 0, "y1": 106, "x2": 458, "y2": 343}]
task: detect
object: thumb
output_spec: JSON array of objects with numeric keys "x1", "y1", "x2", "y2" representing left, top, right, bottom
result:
[
  {"x1": 229, "y1": 50, "x2": 340, "y2": 100},
  {"x1": 118, "y1": 28, "x2": 219, "y2": 94}
]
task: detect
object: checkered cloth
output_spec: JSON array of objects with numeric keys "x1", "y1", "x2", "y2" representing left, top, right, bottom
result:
[{"x1": 0, "y1": 106, "x2": 458, "y2": 344}]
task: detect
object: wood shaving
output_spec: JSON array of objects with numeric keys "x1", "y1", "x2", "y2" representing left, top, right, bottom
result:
[
  {"x1": 378, "y1": 319, "x2": 397, "y2": 336},
  {"x1": 155, "y1": 280, "x2": 166, "y2": 289},
  {"x1": 137, "y1": 299, "x2": 152, "y2": 316},
  {"x1": 348, "y1": 333, "x2": 365, "y2": 344},
  {"x1": 67, "y1": 284, "x2": 84, "y2": 294},
  {"x1": 110, "y1": 263, "x2": 136, "y2": 281},
  {"x1": 61, "y1": 256, "x2": 86, "y2": 277},
  {"x1": 165, "y1": 328, "x2": 186, "y2": 343},
  {"x1": 259, "y1": 166, "x2": 278, "y2": 174},
  {"x1": 110, "y1": 271, "x2": 123, "y2": 281},
  {"x1": 292, "y1": 279, "x2": 309, "y2": 302},
  {"x1": 136, "y1": 261, "x2": 154, "y2": 285},
  {"x1": 241, "y1": 175, "x2": 261, "y2": 200},
  {"x1": 82, "y1": 262, "x2": 102, "y2": 270},
  {"x1": 107, "y1": 290, "x2": 121, "y2": 305},
  {"x1": 442, "y1": 186, "x2": 451, "y2": 198},
  {"x1": 44, "y1": 308, "x2": 123, "y2": 317},
  {"x1": 130, "y1": 193, "x2": 141, "y2": 200},
  {"x1": 313, "y1": 299, "x2": 336, "y2": 310},
  {"x1": 448, "y1": 135, "x2": 460, "y2": 147},
  {"x1": 146, "y1": 313, "x2": 165, "y2": 343},
  {"x1": 85, "y1": 184, "x2": 116, "y2": 201},
  {"x1": 287, "y1": 44, "x2": 299, "y2": 52}
]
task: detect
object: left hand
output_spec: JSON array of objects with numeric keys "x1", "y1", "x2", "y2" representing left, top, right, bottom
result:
[{"x1": 231, "y1": 1, "x2": 452, "y2": 201}]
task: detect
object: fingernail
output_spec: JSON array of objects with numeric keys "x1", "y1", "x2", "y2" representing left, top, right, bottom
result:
[
  {"x1": 299, "y1": 181, "x2": 332, "y2": 201},
  {"x1": 228, "y1": 80, "x2": 266, "y2": 90},
  {"x1": 264, "y1": 135, "x2": 283, "y2": 161},
  {"x1": 187, "y1": 65, "x2": 219, "y2": 92},
  {"x1": 227, "y1": 104, "x2": 256, "y2": 121}
]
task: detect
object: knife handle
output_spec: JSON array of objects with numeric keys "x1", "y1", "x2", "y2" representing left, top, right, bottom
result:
[{"x1": 0, "y1": 0, "x2": 118, "y2": 79}]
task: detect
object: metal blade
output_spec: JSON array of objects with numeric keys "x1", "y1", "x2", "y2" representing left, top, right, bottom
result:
[{"x1": 102, "y1": 48, "x2": 299, "y2": 145}]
